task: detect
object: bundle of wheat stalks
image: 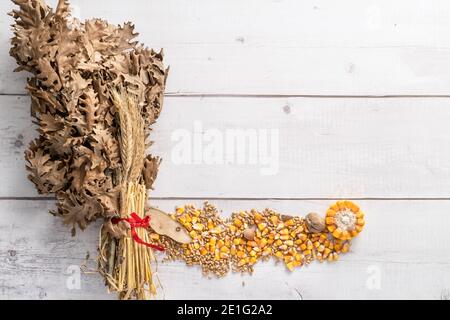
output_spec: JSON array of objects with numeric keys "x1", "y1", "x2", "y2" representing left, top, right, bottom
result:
[
  {"x1": 10, "y1": 0, "x2": 167, "y2": 299},
  {"x1": 99, "y1": 91, "x2": 161, "y2": 299}
]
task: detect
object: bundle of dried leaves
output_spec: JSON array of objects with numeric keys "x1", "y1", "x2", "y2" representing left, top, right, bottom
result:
[{"x1": 9, "y1": 0, "x2": 168, "y2": 234}]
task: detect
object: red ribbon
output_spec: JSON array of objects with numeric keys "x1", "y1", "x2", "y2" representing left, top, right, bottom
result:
[{"x1": 111, "y1": 212, "x2": 165, "y2": 251}]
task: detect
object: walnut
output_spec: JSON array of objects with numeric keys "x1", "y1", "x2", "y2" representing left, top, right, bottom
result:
[{"x1": 305, "y1": 212, "x2": 325, "y2": 233}]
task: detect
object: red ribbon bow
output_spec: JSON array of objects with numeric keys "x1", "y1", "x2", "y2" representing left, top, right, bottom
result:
[{"x1": 111, "y1": 212, "x2": 165, "y2": 251}]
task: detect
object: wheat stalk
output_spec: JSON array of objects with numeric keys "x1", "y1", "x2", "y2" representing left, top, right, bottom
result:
[
  {"x1": 127, "y1": 96, "x2": 145, "y2": 183},
  {"x1": 111, "y1": 89, "x2": 134, "y2": 183},
  {"x1": 101, "y1": 88, "x2": 155, "y2": 300}
]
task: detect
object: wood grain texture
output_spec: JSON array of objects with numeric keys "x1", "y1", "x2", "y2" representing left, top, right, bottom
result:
[
  {"x1": 1, "y1": 199, "x2": 449, "y2": 300},
  {"x1": 2, "y1": 95, "x2": 450, "y2": 199},
  {"x1": 3, "y1": 0, "x2": 450, "y2": 95}
]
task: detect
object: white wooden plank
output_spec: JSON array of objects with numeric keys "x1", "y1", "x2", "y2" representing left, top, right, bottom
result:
[
  {"x1": 1, "y1": 199, "x2": 449, "y2": 299},
  {"x1": 3, "y1": 0, "x2": 450, "y2": 95},
  {"x1": 2, "y1": 95, "x2": 450, "y2": 199}
]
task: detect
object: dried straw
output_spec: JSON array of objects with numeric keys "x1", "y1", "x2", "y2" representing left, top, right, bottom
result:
[{"x1": 99, "y1": 89, "x2": 157, "y2": 300}]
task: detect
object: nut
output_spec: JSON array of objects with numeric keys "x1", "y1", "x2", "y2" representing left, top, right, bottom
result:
[
  {"x1": 243, "y1": 226, "x2": 256, "y2": 241},
  {"x1": 305, "y1": 212, "x2": 325, "y2": 233}
]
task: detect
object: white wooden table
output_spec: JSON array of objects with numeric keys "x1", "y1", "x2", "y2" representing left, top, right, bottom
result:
[{"x1": 1, "y1": 0, "x2": 450, "y2": 300}]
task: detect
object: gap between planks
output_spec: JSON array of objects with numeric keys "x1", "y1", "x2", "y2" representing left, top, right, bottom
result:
[
  {"x1": 2, "y1": 197, "x2": 450, "y2": 201},
  {"x1": 5, "y1": 93, "x2": 450, "y2": 99}
]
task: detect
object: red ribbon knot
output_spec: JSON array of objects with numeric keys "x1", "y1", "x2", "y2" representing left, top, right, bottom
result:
[{"x1": 111, "y1": 212, "x2": 165, "y2": 251}]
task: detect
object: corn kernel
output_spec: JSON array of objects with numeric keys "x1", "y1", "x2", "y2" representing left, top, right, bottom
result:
[
  {"x1": 259, "y1": 238, "x2": 267, "y2": 247},
  {"x1": 189, "y1": 230, "x2": 198, "y2": 239},
  {"x1": 193, "y1": 223, "x2": 204, "y2": 231},
  {"x1": 254, "y1": 213, "x2": 263, "y2": 222},
  {"x1": 280, "y1": 228, "x2": 289, "y2": 235},
  {"x1": 327, "y1": 225, "x2": 336, "y2": 232},
  {"x1": 257, "y1": 223, "x2": 267, "y2": 231},
  {"x1": 297, "y1": 233, "x2": 307, "y2": 241},
  {"x1": 285, "y1": 240, "x2": 294, "y2": 246},
  {"x1": 220, "y1": 246, "x2": 230, "y2": 254},
  {"x1": 286, "y1": 262, "x2": 295, "y2": 271},
  {"x1": 237, "y1": 251, "x2": 246, "y2": 258},
  {"x1": 325, "y1": 217, "x2": 335, "y2": 224},
  {"x1": 150, "y1": 233, "x2": 160, "y2": 240},
  {"x1": 270, "y1": 216, "x2": 279, "y2": 225},
  {"x1": 233, "y1": 218, "x2": 243, "y2": 227},
  {"x1": 275, "y1": 251, "x2": 283, "y2": 258},
  {"x1": 247, "y1": 240, "x2": 258, "y2": 247},
  {"x1": 342, "y1": 243, "x2": 350, "y2": 253},
  {"x1": 285, "y1": 219, "x2": 294, "y2": 226},
  {"x1": 200, "y1": 248, "x2": 208, "y2": 256},
  {"x1": 280, "y1": 235, "x2": 289, "y2": 241},
  {"x1": 176, "y1": 207, "x2": 185, "y2": 214}
]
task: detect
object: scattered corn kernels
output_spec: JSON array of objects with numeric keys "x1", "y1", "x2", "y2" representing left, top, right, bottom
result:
[{"x1": 160, "y1": 202, "x2": 364, "y2": 277}]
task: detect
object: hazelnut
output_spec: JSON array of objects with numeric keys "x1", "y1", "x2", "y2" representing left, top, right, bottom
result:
[
  {"x1": 243, "y1": 227, "x2": 256, "y2": 240},
  {"x1": 305, "y1": 212, "x2": 325, "y2": 233}
]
